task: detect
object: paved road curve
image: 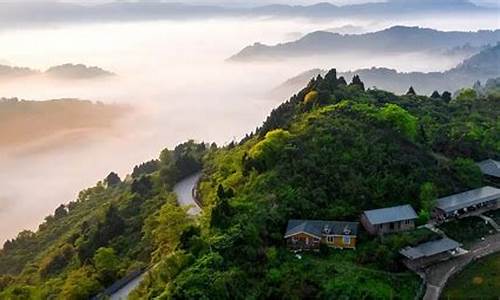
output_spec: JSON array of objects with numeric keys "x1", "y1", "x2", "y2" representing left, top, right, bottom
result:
[
  {"x1": 109, "y1": 172, "x2": 202, "y2": 300},
  {"x1": 109, "y1": 273, "x2": 146, "y2": 300},
  {"x1": 173, "y1": 172, "x2": 202, "y2": 216},
  {"x1": 423, "y1": 232, "x2": 500, "y2": 300}
]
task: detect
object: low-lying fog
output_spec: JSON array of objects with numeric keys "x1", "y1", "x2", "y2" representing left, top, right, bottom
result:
[{"x1": 0, "y1": 15, "x2": 498, "y2": 244}]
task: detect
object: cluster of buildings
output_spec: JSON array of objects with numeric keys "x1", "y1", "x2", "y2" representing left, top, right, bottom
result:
[{"x1": 284, "y1": 159, "x2": 500, "y2": 266}]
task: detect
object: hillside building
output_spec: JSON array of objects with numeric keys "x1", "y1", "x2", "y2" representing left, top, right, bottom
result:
[
  {"x1": 361, "y1": 204, "x2": 417, "y2": 235},
  {"x1": 433, "y1": 186, "x2": 500, "y2": 220},
  {"x1": 400, "y1": 238, "x2": 462, "y2": 268},
  {"x1": 284, "y1": 220, "x2": 358, "y2": 251}
]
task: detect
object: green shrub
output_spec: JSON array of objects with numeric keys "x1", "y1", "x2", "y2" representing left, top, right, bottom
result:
[
  {"x1": 39, "y1": 244, "x2": 74, "y2": 278},
  {"x1": 93, "y1": 247, "x2": 120, "y2": 284},
  {"x1": 59, "y1": 267, "x2": 101, "y2": 300},
  {"x1": 451, "y1": 158, "x2": 483, "y2": 188},
  {"x1": 377, "y1": 103, "x2": 418, "y2": 140},
  {"x1": 248, "y1": 129, "x2": 292, "y2": 171}
]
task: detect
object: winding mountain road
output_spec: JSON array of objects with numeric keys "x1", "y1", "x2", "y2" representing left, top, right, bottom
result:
[
  {"x1": 108, "y1": 172, "x2": 202, "y2": 300},
  {"x1": 173, "y1": 172, "x2": 202, "y2": 216}
]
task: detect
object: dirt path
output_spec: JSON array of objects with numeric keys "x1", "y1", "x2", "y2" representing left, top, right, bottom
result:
[{"x1": 423, "y1": 232, "x2": 500, "y2": 300}]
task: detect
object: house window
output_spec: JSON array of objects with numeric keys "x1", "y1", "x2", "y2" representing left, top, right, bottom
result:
[
  {"x1": 292, "y1": 236, "x2": 298, "y2": 243},
  {"x1": 343, "y1": 236, "x2": 351, "y2": 245}
]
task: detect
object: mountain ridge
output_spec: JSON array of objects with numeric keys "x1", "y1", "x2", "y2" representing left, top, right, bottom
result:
[
  {"x1": 230, "y1": 26, "x2": 500, "y2": 61},
  {"x1": 271, "y1": 43, "x2": 500, "y2": 96},
  {"x1": 0, "y1": 0, "x2": 493, "y2": 28}
]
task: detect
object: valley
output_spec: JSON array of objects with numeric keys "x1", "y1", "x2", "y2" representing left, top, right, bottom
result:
[{"x1": 0, "y1": 1, "x2": 498, "y2": 299}]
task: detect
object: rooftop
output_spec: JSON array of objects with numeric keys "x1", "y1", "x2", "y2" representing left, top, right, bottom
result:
[
  {"x1": 477, "y1": 159, "x2": 500, "y2": 178},
  {"x1": 363, "y1": 204, "x2": 417, "y2": 225},
  {"x1": 400, "y1": 238, "x2": 461, "y2": 260},
  {"x1": 285, "y1": 219, "x2": 359, "y2": 238},
  {"x1": 436, "y1": 186, "x2": 500, "y2": 213}
]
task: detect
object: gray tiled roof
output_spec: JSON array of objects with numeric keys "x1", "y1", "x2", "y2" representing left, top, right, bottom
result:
[
  {"x1": 284, "y1": 219, "x2": 359, "y2": 238},
  {"x1": 363, "y1": 204, "x2": 417, "y2": 225},
  {"x1": 477, "y1": 159, "x2": 500, "y2": 178},
  {"x1": 400, "y1": 238, "x2": 461, "y2": 259},
  {"x1": 436, "y1": 186, "x2": 500, "y2": 213}
]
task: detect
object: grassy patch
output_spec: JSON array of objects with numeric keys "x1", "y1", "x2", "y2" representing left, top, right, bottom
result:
[
  {"x1": 275, "y1": 251, "x2": 422, "y2": 299},
  {"x1": 438, "y1": 216, "x2": 494, "y2": 246},
  {"x1": 443, "y1": 252, "x2": 500, "y2": 299}
]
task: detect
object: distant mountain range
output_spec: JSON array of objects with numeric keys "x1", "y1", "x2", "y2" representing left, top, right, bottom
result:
[
  {"x1": 248, "y1": 0, "x2": 487, "y2": 18},
  {"x1": 0, "y1": 63, "x2": 115, "y2": 81},
  {"x1": 271, "y1": 43, "x2": 500, "y2": 96},
  {"x1": 0, "y1": 0, "x2": 495, "y2": 27},
  {"x1": 230, "y1": 26, "x2": 500, "y2": 61}
]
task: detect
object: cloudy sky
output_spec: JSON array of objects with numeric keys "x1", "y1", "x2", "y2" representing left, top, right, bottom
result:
[
  {"x1": 5, "y1": 0, "x2": 498, "y2": 6},
  {"x1": 88, "y1": 0, "x2": 497, "y2": 6}
]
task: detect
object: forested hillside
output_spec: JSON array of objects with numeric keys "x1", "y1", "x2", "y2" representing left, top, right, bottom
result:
[
  {"x1": 0, "y1": 141, "x2": 208, "y2": 298},
  {"x1": 1, "y1": 70, "x2": 498, "y2": 299},
  {"x1": 129, "y1": 71, "x2": 498, "y2": 298}
]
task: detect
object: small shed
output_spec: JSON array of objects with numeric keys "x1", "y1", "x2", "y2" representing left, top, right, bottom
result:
[
  {"x1": 361, "y1": 204, "x2": 417, "y2": 235},
  {"x1": 400, "y1": 238, "x2": 461, "y2": 267}
]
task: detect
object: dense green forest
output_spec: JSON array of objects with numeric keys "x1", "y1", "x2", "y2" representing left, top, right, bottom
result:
[
  {"x1": 1, "y1": 70, "x2": 498, "y2": 299},
  {"x1": 0, "y1": 141, "x2": 208, "y2": 299}
]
